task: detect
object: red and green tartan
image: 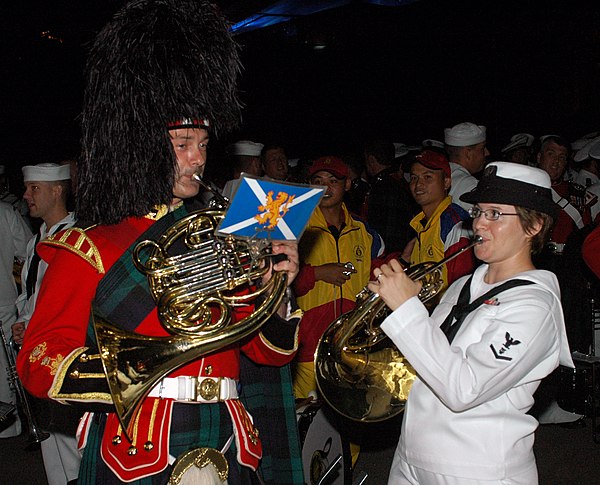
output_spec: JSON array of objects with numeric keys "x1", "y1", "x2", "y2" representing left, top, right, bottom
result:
[{"x1": 83, "y1": 203, "x2": 303, "y2": 484}]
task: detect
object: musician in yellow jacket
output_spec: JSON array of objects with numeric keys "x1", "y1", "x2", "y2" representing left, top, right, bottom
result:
[
  {"x1": 293, "y1": 156, "x2": 383, "y2": 399},
  {"x1": 407, "y1": 150, "x2": 476, "y2": 299}
]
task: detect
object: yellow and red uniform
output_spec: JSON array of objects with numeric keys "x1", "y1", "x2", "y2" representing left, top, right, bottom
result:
[
  {"x1": 409, "y1": 196, "x2": 475, "y2": 295},
  {"x1": 293, "y1": 204, "x2": 374, "y2": 398}
]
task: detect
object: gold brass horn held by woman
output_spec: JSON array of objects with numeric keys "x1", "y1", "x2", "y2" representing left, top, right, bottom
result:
[
  {"x1": 315, "y1": 236, "x2": 482, "y2": 422},
  {"x1": 94, "y1": 209, "x2": 288, "y2": 440}
]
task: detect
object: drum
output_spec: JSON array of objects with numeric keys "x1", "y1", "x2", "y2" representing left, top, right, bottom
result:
[{"x1": 296, "y1": 402, "x2": 351, "y2": 485}]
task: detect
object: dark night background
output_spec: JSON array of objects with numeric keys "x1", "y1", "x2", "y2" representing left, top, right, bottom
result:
[{"x1": 1, "y1": 0, "x2": 599, "y2": 180}]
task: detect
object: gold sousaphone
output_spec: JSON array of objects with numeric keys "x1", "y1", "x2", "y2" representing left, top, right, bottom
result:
[
  {"x1": 94, "y1": 209, "x2": 288, "y2": 440},
  {"x1": 315, "y1": 236, "x2": 482, "y2": 422}
]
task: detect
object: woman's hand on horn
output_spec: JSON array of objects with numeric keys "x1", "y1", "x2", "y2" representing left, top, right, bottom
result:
[{"x1": 368, "y1": 259, "x2": 422, "y2": 312}]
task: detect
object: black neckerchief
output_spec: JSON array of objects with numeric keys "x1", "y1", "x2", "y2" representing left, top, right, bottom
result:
[
  {"x1": 439, "y1": 274, "x2": 534, "y2": 344},
  {"x1": 26, "y1": 221, "x2": 70, "y2": 299}
]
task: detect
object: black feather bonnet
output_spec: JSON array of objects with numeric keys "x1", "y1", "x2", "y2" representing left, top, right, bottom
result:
[{"x1": 78, "y1": 0, "x2": 241, "y2": 224}]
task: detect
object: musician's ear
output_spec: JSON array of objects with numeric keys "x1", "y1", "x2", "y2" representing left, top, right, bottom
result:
[{"x1": 526, "y1": 218, "x2": 543, "y2": 239}]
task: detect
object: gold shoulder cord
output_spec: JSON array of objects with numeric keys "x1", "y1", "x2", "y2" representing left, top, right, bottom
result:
[{"x1": 44, "y1": 227, "x2": 105, "y2": 274}]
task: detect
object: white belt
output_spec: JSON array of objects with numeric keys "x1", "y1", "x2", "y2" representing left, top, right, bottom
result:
[{"x1": 148, "y1": 376, "x2": 238, "y2": 403}]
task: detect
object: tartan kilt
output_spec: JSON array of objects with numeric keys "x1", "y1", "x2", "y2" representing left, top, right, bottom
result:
[
  {"x1": 239, "y1": 357, "x2": 304, "y2": 485},
  {"x1": 78, "y1": 401, "x2": 252, "y2": 484}
]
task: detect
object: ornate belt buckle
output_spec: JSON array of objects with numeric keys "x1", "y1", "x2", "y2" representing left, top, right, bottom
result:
[{"x1": 198, "y1": 377, "x2": 220, "y2": 401}]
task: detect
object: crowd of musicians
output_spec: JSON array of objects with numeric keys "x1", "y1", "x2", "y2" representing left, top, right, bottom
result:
[{"x1": 2, "y1": 1, "x2": 600, "y2": 484}]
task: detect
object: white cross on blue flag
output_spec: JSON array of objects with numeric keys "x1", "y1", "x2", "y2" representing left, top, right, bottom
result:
[{"x1": 216, "y1": 174, "x2": 325, "y2": 240}]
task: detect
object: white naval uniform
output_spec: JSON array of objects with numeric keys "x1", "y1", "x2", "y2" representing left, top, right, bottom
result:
[
  {"x1": 16, "y1": 212, "x2": 79, "y2": 485},
  {"x1": 381, "y1": 264, "x2": 573, "y2": 484},
  {"x1": 0, "y1": 202, "x2": 32, "y2": 438},
  {"x1": 448, "y1": 162, "x2": 478, "y2": 211}
]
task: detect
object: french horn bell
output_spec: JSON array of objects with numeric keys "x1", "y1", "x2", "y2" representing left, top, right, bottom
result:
[
  {"x1": 315, "y1": 236, "x2": 482, "y2": 422},
  {"x1": 94, "y1": 209, "x2": 288, "y2": 440}
]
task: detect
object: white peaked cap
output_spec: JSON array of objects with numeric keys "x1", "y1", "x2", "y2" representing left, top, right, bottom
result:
[
  {"x1": 587, "y1": 138, "x2": 600, "y2": 160},
  {"x1": 422, "y1": 139, "x2": 445, "y2": 150},
  {"x1": 571, "y1": 131, "x2": 600, "y2": 151},
  {"x1": 574, "y1": 136, "x2": 600, "y2": 162},
  {"x1": 393, "y1": 143, "x2": 409, "y2": 158},
  {"x1": 501, "y1": 133, "x2": 534, "y2": 153}
]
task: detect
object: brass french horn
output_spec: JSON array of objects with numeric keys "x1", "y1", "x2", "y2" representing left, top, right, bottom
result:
[
  {"x1": 315, "y1": 237, "x2": 482, "y2": 422},
  {"x1": 94, "y1": 207, "x2": 288, "y2": 440}
]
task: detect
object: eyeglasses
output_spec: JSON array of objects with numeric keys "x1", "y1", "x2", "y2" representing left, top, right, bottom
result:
[{"x1": 468, "y1": 206, "x2": 519, "y2": 221}]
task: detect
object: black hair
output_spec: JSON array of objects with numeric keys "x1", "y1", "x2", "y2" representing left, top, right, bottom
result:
[{"x1": 78, "y1": 0, "x2": 241, "y2": 224}]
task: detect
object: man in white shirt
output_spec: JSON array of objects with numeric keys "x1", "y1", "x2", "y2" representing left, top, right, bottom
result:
[
  {"x1": 13, "y1": 162, "x2": 78, "y2": 485},
  {"x1": 444, "y1": 122, "x2": 489, "y2": 211},
  {"x1": 0, "y1": 201, "x2": 31, "y2": 437},
  {"x1": 14, "y1": 163, "x2": 76, "y2": 341},
  {"x1": 222, "y1": 140, "x2": 263, "y2": 200}
]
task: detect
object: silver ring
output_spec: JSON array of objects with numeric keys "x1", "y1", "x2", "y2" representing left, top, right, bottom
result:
[{"x1": 376, "y1": 273, "x2": 384, "y2": 281}]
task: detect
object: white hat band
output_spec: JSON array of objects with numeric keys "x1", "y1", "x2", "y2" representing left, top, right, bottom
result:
[
  {"x1": 444, "y1": 122, "x2": 486, "y2": 147},
  {"x1": 227, "y1": 140, "x2": 264, "y2": 157},
  {"x1": 22, "y1": 163, "x2": 71, "y2": 182}
]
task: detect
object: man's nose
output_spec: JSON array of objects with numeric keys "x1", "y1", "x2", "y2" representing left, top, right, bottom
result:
[{"x1": 190, "y1": 148, "x2": 206, "y2": 167}]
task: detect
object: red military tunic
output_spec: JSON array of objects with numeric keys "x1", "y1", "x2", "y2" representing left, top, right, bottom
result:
[
  {"x1": 16, "y1": 213, "x2": 299, "y2": 482},
  {"x1": 18, "y1": 215, "x2": 295, "y2": 397}
]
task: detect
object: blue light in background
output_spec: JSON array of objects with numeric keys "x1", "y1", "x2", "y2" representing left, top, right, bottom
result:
[{"x1": 230, "y1": 0, "x2": 419, "y2": 35}]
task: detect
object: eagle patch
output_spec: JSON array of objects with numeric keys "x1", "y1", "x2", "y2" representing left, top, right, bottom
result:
[{"x1": 490, "y1": 332, "x2": 521, "y2": 361}]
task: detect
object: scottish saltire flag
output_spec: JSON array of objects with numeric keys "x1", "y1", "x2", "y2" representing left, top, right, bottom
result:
[{"x1": 216, "y1": 175, "x2": 325, "y2": 240}]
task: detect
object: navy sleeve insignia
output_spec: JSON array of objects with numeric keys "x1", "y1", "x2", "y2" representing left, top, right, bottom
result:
[{"x1": 490, "y1": 332, "x2": 521, "y2": 361}]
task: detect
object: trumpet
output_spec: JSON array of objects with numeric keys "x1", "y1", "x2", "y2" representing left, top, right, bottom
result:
[
  {"x1": 314, "y1": 236, "x2": 482, "y2": 422},
  {"x1": 0, "y1": 322, "x2": 50, "y2": 447}
]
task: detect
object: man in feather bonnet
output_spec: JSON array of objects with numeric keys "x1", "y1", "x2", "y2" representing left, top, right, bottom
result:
[{"x1": 17, "y1": 1, "x2": 303, "y2": 483}]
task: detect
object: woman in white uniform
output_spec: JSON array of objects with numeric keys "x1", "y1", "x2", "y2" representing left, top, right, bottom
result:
[{"x1": 371, "y1": 162, "x2": 573, "y2": 485}]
